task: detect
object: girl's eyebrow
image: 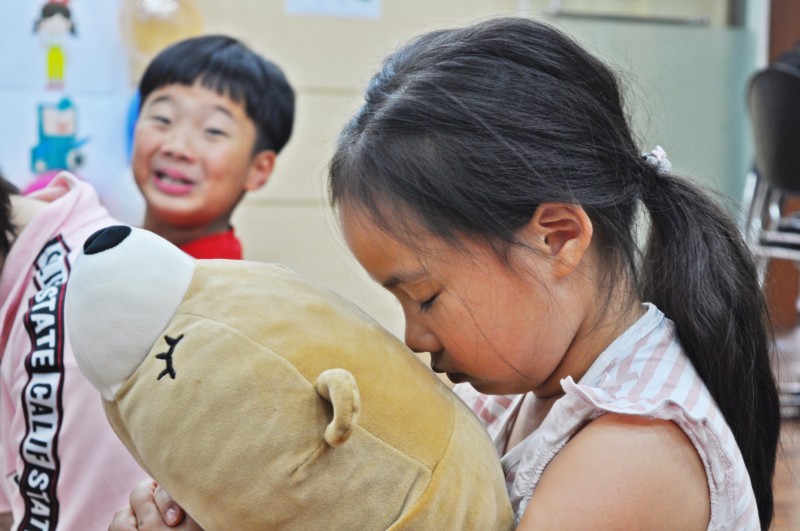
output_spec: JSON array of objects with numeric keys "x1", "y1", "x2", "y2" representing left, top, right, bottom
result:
[{"x1": 382, "y1": 271, "x2": 426, "y2": 289}]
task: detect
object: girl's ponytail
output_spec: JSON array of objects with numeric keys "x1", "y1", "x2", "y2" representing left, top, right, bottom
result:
[{"x1": 639, "y1": 163, "x2": 780, "y2": 529}]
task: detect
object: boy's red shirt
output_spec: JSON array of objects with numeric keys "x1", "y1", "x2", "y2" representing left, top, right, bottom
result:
[{"x1": 179, "y1": 228, "x2": 243, "y2": 260}]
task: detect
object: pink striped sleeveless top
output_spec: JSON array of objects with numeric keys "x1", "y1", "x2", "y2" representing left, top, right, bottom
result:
[{"x1": 455, "y1": 303, "x2": 759, "y2": 530}]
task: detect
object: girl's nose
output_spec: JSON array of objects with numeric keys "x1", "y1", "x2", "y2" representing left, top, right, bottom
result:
[{"x1": 404, "y1": 318, "x2": 442, "y2": 355}]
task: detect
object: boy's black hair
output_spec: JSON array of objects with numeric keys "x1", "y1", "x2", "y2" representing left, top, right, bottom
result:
[
  {"x1": 139, "y1": 35, "x2": 295, "y2": 154},
  {"x1": 330, "y1": 17, "x2": 779, "y2": 528},
  {"x1": 1, "y1": 170, "x2": 19, "y2": 259}
]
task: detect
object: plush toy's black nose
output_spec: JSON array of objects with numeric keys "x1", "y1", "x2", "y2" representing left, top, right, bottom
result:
[{"x1": 83, "y1": 226, "x2": 133, "y2": 255}]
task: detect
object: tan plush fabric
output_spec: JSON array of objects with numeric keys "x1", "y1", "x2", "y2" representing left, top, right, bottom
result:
[{"x1": 103, "y1": 261, "x2": 514, "y2": 530}]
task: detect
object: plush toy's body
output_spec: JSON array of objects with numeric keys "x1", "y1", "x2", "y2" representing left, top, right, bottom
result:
[{"x1": 65, "y1": 226, "x2": 514, "y2": 530}]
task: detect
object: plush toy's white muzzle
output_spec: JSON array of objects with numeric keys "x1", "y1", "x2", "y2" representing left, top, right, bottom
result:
[{"x1": 65, "y1": 226, "x2": 195, "y2": 400}]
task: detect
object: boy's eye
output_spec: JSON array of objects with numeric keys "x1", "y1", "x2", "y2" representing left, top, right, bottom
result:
[
  {"x1": 205, "y1": 128, "x2": 228, "y2": 137},
  {"x1": 151, "y1": 116, "x2": 170, "y2": 126},
  {"x1": 419, "y1": 293, "x2": 439, "y2": 312}
]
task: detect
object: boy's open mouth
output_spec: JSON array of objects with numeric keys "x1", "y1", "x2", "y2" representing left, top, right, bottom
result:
[
  {"x1": 153, "y1": 170, "x2": 194, "y2": 195},
  {"x1": 155, "y1": 170, "x2": 192, "y2": 186}
]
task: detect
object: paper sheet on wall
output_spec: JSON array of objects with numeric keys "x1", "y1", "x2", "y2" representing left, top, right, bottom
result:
[
  {"x1": 285, "y1": 0, "x2": 382, "y2": 19},
  {"x1": 0, "y1": 0, "x2": 144, "y2": 225}
]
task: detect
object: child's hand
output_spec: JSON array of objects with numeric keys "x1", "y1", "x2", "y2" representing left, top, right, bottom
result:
[{"x1": 108, "y1": 478, "x2": 202, "y2": 530}]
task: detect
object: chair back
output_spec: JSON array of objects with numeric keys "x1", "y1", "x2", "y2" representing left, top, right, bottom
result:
[{"x1": 748, "y1": 64, "x2": 800, "y2": 194}]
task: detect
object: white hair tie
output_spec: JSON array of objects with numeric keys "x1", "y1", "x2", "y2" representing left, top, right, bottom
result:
[{"x1": 642, "y1": 145, "x2": 672, "y2": 175}]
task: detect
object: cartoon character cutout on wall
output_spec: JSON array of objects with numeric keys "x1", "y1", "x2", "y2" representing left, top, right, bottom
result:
[
  {"x1": 30, "y1": 97, "x2": 89, "y2": 175},
  {"x1": 33, "y1": 0, "x2": 77, "y2": 90}
]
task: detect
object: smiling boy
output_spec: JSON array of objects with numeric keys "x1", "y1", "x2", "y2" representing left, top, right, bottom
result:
[{"x1": 133, "y1": 35, "x2": 295, "y2": 259}]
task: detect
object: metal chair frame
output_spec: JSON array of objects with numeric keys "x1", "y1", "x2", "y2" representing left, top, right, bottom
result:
[
  {"x1": 742, "y1": 63, "x2": 800, "y2": 418},
  {"x1": 742, "y1": 64, "x2": 800, "y2": 284}
]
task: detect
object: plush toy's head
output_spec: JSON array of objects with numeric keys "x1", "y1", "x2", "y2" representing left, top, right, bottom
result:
[{"x1": 65, "y1": 226, "x2": 514, "y2": 531}]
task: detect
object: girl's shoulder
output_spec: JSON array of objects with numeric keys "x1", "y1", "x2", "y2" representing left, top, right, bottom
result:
[
  {"x1": 518, "y1": 412, "x2": 709, "y2": 530},
  {"x1": 511, "y1": 304, "x2": 760, "y2": 529}
]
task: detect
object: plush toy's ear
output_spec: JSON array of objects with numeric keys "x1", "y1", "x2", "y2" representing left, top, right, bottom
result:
[
  {"x1": 315, "y1": 369, "x2": 361, "y2": 447},
  {"x1": 66, "y1": 226, "x2": 195, "y2": 400}
]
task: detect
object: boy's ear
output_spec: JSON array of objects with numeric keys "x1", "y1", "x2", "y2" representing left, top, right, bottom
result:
[
  {"x1": 521, "y1": 203, "x2": 593, "y2": 278},
  {"x1": 244, "y1": 150, "x2": 276, "y2": 192}
]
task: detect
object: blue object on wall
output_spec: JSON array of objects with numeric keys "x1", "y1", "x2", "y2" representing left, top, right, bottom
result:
[
  {"x1": 126, "y1": 89, "x2": 140, "y2": 162},
  {"x1": 30, "y1": 96, "x2": 90, "y2": 173}
]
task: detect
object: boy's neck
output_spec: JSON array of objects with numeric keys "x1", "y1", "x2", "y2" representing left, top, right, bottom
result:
[{"x1": 142, "y1": 216, "x2": 233, "y2": 249}]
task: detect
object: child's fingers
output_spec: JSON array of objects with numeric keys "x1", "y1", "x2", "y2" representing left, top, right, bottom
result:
[
  {"x1": 107, "y1": 506, "x2": 138, "y2": 531},
  {"x1": 108, "y1": 478, "x2": 158, "y2": 530},
  {"x1": 126, "y1": 478, "x2": 178, "y2": 530},
  {"x1": 153, "y1": 485, "x2": 184, "y2": 526},
  {"x1": 152, "y1": 485, "x2": 202, "y2": 529},
  {"x1": 128, "y1": 478, "x2": 158, "y2": 512}
]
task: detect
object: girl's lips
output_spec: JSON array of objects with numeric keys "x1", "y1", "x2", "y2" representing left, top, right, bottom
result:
[
  {"x1": 431, "y1": 362, "x2": 468, "y2": 385},
  {"x1": 152, "y1": 170, "x2": 194, "y2": 196}
]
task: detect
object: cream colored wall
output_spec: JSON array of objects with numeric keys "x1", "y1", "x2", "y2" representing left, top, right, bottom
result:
[
  {"x1": 193, "y1": 0, "x2": 520, "y2": 338},
  {"x1": 525, "y1": 0, "x2": 729, "y2": 26}
]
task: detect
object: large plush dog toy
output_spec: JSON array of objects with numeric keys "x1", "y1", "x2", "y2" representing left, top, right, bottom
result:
[{"x1": 64, "y1": 226, "x2": 514, "y2": 530}]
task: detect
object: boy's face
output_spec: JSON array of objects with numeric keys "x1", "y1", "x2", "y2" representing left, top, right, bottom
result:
[{"x1": 133, "y1": 83, "x2": 273, "y2": 232}]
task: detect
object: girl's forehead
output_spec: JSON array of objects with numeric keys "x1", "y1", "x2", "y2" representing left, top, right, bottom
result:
[
  {"x1": 340, "y1": 203, "x2": 430, "y2": 265},
  {"x1": 339, "y1": 201, "x2": 495, "y2": 273},
  {"x1": 340, "y1": 203, "x2": 401, "y2": 252},
  {"x1": 339, "y1": 201, "x2": 429, "y2": 249},
  {"x1": 341, "y1": 196, "x2": 434, "y2": 229}
]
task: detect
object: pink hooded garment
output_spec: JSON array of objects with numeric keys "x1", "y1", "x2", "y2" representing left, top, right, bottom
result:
[{"x1": 0, "y1": 173, "x2": 147, "y2": 530}]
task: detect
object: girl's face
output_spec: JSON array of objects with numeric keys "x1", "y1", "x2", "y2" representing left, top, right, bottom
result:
[{"x1": 340, "y1": 203, "x2": 599, "y2": 397}]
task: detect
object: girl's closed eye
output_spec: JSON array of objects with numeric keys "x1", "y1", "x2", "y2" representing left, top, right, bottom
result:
[
  {"x1": 205, "y1": 127, "x2": 228, "y2": 137},
  {"x1": 419, "y1": 293, "x2": 439, "y2": 312}
]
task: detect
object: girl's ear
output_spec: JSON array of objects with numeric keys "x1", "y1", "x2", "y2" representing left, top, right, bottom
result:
[
  {"x1": 522, "y1": 203, "x2": 594, "y2": 278},
  {"x1": 245, "y1": 150, "x2": 276, "y2": 192}
]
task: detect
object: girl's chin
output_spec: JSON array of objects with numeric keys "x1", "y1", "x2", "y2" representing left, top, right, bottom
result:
[{"x1": 446, "y1": 372, "x2": 469, "y2": 385}]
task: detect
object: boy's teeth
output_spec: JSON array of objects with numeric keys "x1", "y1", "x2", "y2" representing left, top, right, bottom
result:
[{"x1": 156, "y1": 171, "x2": 189, "y2": 185}]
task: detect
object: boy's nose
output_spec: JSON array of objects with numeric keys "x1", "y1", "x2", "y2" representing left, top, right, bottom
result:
[{"x1": 161, "y1": 129, "x2": 195, "y2": 161}]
